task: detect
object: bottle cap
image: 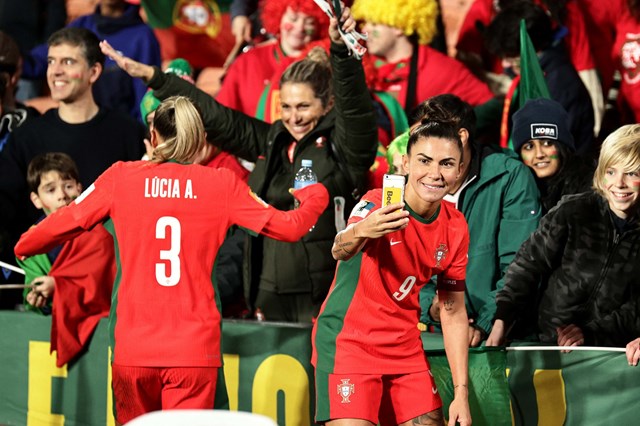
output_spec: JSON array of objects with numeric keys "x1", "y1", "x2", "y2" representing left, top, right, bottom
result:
[{"x1": 301, "y1": 159, "x2": 313, "y2": 168}]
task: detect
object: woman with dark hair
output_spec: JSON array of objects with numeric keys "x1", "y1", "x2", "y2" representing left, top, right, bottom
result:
[
  {"x1": 511, "y1": 98, "x2": 594, "y2": 214},
  {"x1": 100, "y1": 5, "x2": 377, "y2": 322},
  {"x1": 313, "y1": 119, "x2": 472, "y2": 426},
  {"x1": 14, "y1": 95, "x2": 328, "y2": 424}
]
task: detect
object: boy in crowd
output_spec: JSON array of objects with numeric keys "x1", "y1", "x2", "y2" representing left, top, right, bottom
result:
[{"x1": 20, "y1": 152, "x2": 115, "y2": 367}]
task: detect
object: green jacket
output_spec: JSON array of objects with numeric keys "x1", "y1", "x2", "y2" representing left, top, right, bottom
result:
[
  {"x1": 150, "y1": 42, "x2": 377, "y2": 310},
  {"x1": 420, "y1": 144, "x2": 541, "y2": 332}
]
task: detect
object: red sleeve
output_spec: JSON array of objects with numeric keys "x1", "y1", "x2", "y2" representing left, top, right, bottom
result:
[
  {"x1": 436, "y1": 216, "x2": 469, "y2": 292},
  {"x1": 563, "y1": 1, "x2": 596, "y2": 71},
  {"x1": 447, "y1": 59, "x2": 494, "y2": 105},
  {"x1": 420, "y1": 48, "x2": 494, "y2": 106},
  {"x1": 260, "y1": 184, "x2": 329, "y2": 241},
  {"x1": 215, "y1": 59, "x2": 243, "y2": 111},
  {"x1": 346, "y1": 189, "x2": 381, "y2": 226},
  {"x1": 226, "y1": 170, "x2": 329, "y2": 242},
  {"x1": 15, "y1": 164, "x2": 116, "y2": 259},
  {"x1": 204, "y1": 151, "x2": 250, "y2": 182}
]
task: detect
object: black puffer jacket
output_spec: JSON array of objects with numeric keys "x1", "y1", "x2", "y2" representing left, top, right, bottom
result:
[
  {"x1": 149, "y1": 42, "x2": 377, "y2": 311},
  {"x1": 495, "y1": 192, "x2": 640, "y2": 346}
]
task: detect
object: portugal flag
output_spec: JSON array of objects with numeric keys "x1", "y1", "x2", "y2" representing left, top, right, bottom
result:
[
  {"x1": 141, "y1": 0, "x2": 234, "y2": 69},
  {"x1": 49, "y1": 223, "x2": 115, "y2": 367}
]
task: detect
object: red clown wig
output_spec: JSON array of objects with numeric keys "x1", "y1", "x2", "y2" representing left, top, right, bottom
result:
[{"x1": 260, "y1": 0, "x2": 331, "y2": 39}]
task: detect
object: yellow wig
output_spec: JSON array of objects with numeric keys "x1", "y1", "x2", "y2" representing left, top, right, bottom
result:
[{"x1": 351, "y1": 0, "x2": 439, "y2": 45}]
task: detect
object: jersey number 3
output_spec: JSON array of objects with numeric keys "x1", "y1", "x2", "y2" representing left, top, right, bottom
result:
[{"x1": 155, "y1": 216, "x2": 181, "y2": 286}]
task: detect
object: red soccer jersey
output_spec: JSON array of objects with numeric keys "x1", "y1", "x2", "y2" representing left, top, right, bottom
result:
[
  {"x1": 369, "y1": 45, "x2": 494, "y2": 109},
  {"x1": 216, "y1": 41, "x2": 295, "y2": 118},
  {"x1": 18, "y1": 161, "x2": 278, "y2": 367},
  {"x1": 312, "y1": 189, "x2": 469, "y2": 375}
]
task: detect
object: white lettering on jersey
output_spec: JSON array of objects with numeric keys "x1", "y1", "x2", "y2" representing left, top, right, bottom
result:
[
  {"x1": 144, "y1": 177, "x2": 189, "y2": 199},
  {"x1": 184, "y1": 179, "x2": 195, "y2": 199}
]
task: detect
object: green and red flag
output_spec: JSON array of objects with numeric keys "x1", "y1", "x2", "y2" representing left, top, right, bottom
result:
[
  {"x1": 141, "y1": 0, "x2": 235, "y2": 69},
  {"x1": 500, "y1": 19, "x2": 551, "y2": 149}
]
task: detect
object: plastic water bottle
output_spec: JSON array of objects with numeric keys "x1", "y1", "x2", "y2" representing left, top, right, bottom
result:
[{"x1": 293, "y1": 159, "x2": 317, "y2": 209}]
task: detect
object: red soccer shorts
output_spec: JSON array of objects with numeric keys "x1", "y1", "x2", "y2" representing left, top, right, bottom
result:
[
  {"x1": 315, "y1": 369, "x2": 443, "y2": 425},
  {"x1": 111, "y1": 364, "x2": 218, "y2": 424}
]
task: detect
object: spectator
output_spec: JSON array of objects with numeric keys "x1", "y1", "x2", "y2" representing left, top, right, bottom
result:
[
  {"x1": 21, "y1": 152, "x2": 83, "y2": 314},
  {"x1": 19, "y1": 152, "x2": 115, "y2": 367},
  {"x1": 0, "y1": 27, "x2": 145, "y2": 310},
  {"x1": 0, "y1": 31, "x2": 40, "y2": 151},
  {"x1": 487, "y1": 124, "x2": 640, "y2": 348},
  {"x1": 626, "y1": 337, "x2": 640, "y2": 365},
  {"x1": 456, "y1": 0, "x2": 604, "y2": 135},
  {"x1": 217, "y1": 0, "x2": 329, "y2": 119},
  {"x1": 312, "y1": 119, "x2": 471, "y2": 426},
  {"x1": 21, "y1": 0, "x2": 161, "y2": 121},
  {"x1": 351, "y1": 0, "x2": 494, "y2": 114},
  {"x1": 511, "y1": 98, "x2": 595, "y2": 214},
  {"x1": 0, "y1": 31, "x2": 41, "y2": 300},
  {"x1": 14, "y1": 95, "x2": 329, "y2": 423},
  {"x1": 101, "y1": 5, "x2": 378, "y2": 322},
  {"x1": 483, "y1": 1, "x2": 595, "y2": 155},
  {"x1": 405, "y1": 94, "x2": 540, "y2": 347}
]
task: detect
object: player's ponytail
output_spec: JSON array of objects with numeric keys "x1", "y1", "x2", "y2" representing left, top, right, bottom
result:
[{"x1": 151, "y1": 96, "x2": 206, "y2": 164}]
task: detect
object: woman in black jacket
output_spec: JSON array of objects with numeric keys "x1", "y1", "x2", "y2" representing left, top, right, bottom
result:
[{"x1": 100, "y1": 6, "x2": 377, "y2": 322}]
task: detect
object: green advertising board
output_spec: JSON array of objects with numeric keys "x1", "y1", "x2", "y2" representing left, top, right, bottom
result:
[{"x1": 1, "y1": 312, "x2": 638, "y2": 426}]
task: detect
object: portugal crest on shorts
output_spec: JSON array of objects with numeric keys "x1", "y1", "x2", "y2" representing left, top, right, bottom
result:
[
  {"x1": 337, "y1": 379, "x2": 355, "y2": 403},
  {"x1": 434, "y1": 243, "x2": 448, "y2": 268}
]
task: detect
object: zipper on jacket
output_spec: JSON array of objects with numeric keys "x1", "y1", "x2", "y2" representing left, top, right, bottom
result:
[{"x1": 586, "y1": 228, "x2": 621, "y2": 306}]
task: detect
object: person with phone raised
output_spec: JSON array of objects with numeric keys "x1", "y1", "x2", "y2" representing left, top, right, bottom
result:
[{"x1": 313, "y1": 119, "x2": 472, "y2": 426}]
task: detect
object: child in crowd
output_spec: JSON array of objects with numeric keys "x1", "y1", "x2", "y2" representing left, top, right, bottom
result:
[
  {"x1": 21, "y1": 152, "x2": 84, "y2": 312},
  {"x1": 19, "y1": 152, "x2": 115, "y2": 367}
]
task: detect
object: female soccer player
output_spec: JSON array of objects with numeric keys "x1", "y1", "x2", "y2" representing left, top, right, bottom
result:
[
  {"x1": 312, "y1": 120, "x2": 472, "y2": 426},
  {"x1": 99, "y1": 5, "x2": 377, "y2": 323},
  {"x1": 14, "y1": 96, "x2": 328, "y2": 424}
]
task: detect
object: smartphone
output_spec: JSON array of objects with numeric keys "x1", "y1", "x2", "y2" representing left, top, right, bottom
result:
[{"x1": 382, "y1": 174, "x2": 405, "y2": 207}]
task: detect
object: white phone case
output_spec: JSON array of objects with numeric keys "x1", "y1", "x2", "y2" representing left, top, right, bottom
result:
[{"x1": 382, "y1": 174, "x2": 405, "y2": 207}]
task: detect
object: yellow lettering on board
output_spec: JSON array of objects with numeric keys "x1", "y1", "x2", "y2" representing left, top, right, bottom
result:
[
  {"x1": 107, "y1": 347, "x2": 114, "y2": 426},
  {"x1": 506, "y1": 368, "x2": 514, "y2": 426},
  {"x1": 223, "y1": 354, "x2": 240, "y2": 411},
  {"x1": 252, "y1": 354, "x2": 310, "y2": 426},
  {"x1": 27, "y1": 341, "x2": 67, "y2": 426},
  {"x1": 533, "y1": 369, "x2": 566, "y2": 426}
]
